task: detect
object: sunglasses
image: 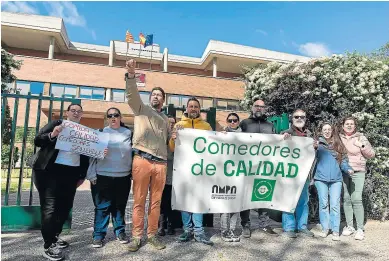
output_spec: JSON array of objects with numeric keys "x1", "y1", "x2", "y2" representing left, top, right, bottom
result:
[
  {"x1": 294, "y1": 115, "x2": 306, "y2": 120},
  {"x1": 107, "y1": 113, "x2": 120, "y2": 119},
  {"x1": 227, "y1": 119, "x2": 239, "y2": 123}
]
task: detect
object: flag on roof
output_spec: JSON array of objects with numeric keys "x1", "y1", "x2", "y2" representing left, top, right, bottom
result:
[
  {"x1": 125, "y1": 30, "x2": 134, "y2": 43},
  {"x1": 139, "y1": 33, "x2": 153, "y2": 48}
]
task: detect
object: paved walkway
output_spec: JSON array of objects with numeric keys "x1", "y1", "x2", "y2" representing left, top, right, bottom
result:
[{"x1": 2, "y1": 186, "x2": 389, "y2": 261}]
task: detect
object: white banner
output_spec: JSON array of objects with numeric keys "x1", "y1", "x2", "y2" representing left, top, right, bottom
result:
[
  {"x1": 55, "y1": 120, "x2": 109, "y2": 159},
  {"x1": 172, "y1": 129, "x2": 315, "y2": 214}
]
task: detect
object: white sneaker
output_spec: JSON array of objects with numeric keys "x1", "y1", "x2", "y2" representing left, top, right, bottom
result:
[
  {"x1": 332, "y1": 232, "x2": 340, "y2": 241},
  {"x1": 355, "y1": 229, "x2": 365, "y2": 240},
  {"x1": 342, "y1": 226, "x2": 356, "y2": 236},
  {"x1": 319, "y1": 230, "x2": 329, "y2": 238}
]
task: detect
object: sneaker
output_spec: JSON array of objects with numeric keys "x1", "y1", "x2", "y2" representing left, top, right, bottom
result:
[
  {"x1": 117, "y1": 232, "x2": 128, "y2": 244},
  {"x1": 242, "y1": 226, "x2": 251, "y2": 238},
  {"x1": 230, "y1": 230, "x2": 240, "y2": 242},
  {"x1": 167, "y1": 227, "x2": 175, "y2": 235},
  {"x1": 261, "y1": 226, "x2": 278, "y2": 236},
  {"x1": 342, "y1": 226, "x2": 356, "y2": 236},
  {"x1": 354, "y1": 229, "x2": 365, "y2": 240},
  {"x1": 282, "y1": 231, "x2": 297, "y2": 238},
  {"x1": 221, "y1": 230, "x2": 233, "y2": 242},
  {"x1": 194, "y1": 233, "x2": 214, "y2": 246},
  {"x1": 158, "y1": 228, "x2": 166, "y2": 237},
  {"x1": 92, "y1": 239, "x2": 103, "y2": 248},
  {"x1": 55, "y1": 237, "x2": 69, "y2": 249},
  {"x1": 43, "y1": 244, "x2": 64, "y2": 261},
  {"x1": 319, "y1": 230, "x2": 329, "y2": 238},
  {"x1": 297, "y1": 229, "x2": 315, "y2": 237},
  {"x1": 147, "y1": 236, "x2": 166, "y2": 250},
  {"x1": 128, "y1": 237, "x2": 141, "y2": 252},
  {"x1": 178, "y1": 231, "x2": 193, "y2": 242},
  {"x1": 332, "y1": 232, "x2": 340, "y2": 241}
]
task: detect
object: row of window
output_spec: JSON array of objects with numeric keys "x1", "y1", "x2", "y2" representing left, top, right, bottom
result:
[{"x1": 9, "y1": 80, "x2": 241, "y2": 111}]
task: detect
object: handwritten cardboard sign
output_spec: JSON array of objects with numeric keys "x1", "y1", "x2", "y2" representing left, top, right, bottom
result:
[{"x1": 55, "y1": 120, "x2": 109, "y2": 159}]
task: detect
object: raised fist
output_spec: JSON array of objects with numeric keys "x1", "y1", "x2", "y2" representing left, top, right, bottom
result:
[{"x1": 126, "y1": 59, "x2": 136, "y2": 75}]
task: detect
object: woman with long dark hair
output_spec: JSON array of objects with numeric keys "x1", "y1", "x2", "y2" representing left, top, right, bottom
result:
[
  {"x1": 313, "y1": 122, "x2": 353, "y2": 241},
  {"x1": 340, "y1": 116, "x2": 375, "y2": 240},
  {"x1": 86, "y1": 107, "x2": 132, "y2": 248}
]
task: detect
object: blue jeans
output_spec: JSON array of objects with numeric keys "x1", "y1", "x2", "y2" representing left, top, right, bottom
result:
[
  {"x1": 92, "y1": 175, "x2": 131, "y2": 240},
  {"x1": 181, "y1": 211, "x2": 204, "y2": 235},
  {"x1": 314, "y1": 180, "x2": 342, "y2": 233},
  {"x1": 282, "y1": 181, "x2": 310, "y2": 232}
]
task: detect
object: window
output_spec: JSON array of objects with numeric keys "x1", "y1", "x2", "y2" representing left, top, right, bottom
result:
[
  {"x1": 112, "y1": 89, "x2": 125, "y2": 102},
  {"x1": 80, "y1": 87, "x2": 105, "y2": 100},
  {"x1": 50, "y1": 84, "x2": 77, "y2": 98},
  {"x1": 140, "y1": 91, "x2": 150, "y2": 104},
  {"x1": 168, "y1": 95, "x2": 180, "y2": 107},
  {"x1": 202, "y1": 98, "x2": 213, "y2": 109},
  {"x1": 15, "y1": 81, "x2": 44, "y2": 95},
  {"x1": 167, "y1": 94, "x2": 192, "y2": 107},
  {"x1": 217, "y1": 99, "x2": 240, "y2": 111},
  {"x1": 227, "y1": 100, "x2": 239, "y2": 110}
]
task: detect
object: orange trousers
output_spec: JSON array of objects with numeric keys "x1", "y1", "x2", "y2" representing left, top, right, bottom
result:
[{"x1": 132, "y1": 155, "x2": 167, "y2": 238}]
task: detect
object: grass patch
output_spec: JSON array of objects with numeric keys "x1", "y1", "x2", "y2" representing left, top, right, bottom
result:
[
  {"x1": 1, "y1": 168, "x2": 33, "y2": 179},
  {"x1": 1, "y1": 178, "x2": 32, "y2": 195}
]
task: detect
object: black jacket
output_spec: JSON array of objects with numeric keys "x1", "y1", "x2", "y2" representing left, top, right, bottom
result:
[
  {"x1": 239, "y1": 116, "x2": 275, "y2": 134},
  {"x1": 32, "y1": 119, "x2": 89, "y2": 179}
]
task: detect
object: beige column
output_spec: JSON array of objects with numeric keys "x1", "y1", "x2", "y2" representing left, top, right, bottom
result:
[
  {"x1": 109, "y1": 40, "x2": 114, "y2": 66},
  {"x1": 212, "y1": 57, "x2": 217, "y2": 77},
  {"x1": 48, "y1": 36, "x2": 55, "y2": 59},
  {"x1": 163, "y1": 48, "x2": 168, "y2": 72}
]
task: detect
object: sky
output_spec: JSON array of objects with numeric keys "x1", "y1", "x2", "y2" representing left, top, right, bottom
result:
[{"x1": 1, "y1": 1, "x2": 389, "y2": 58}]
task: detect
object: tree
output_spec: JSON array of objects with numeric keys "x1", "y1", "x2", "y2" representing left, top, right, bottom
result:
[
  {"x1": 1, "y1": 49, "x2": 22, "y2": 169},
  {"x1": 241, "y1": 43, "x2": 389, "y2": 220}
]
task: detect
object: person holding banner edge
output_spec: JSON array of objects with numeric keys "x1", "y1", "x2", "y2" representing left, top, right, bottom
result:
[
  {"x1": 170, "y1": 97, "x2": 214, "y2": 246},
  {"x1": 32, "y1": 103, "x2": 89, "y2": 261},
  {"x1": 281, "y1": 109, "x2": 315, "y2": 238},
  {"x1": 125, "y1": 59, "x2": 170, "y2": 252},
  {"x1": 158, "y1": 115, "x2": 181, "y2": 236},
  {"x1": 239, "y1": 98, "x2": 278, "y2": 238},
  {"x1": 86, "y1": 107, "x2": 132, "y2": 248},
  {"x1": 220, "y1": 112, "x2": 242, "y2": 242}
]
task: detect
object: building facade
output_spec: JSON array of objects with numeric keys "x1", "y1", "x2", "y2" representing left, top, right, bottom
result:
[{"x1": 1, "y1": 12, "x2": 310, "y2": 130}]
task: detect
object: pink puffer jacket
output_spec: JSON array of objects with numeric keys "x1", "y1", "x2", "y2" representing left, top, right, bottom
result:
[{"x1": 340, "y1": 132, "x2": 375, "y2": 172}]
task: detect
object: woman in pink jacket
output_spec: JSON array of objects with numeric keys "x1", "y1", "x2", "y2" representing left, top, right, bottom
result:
[{"x1": 340, "y1": 116, "x2": 375, "y2": 241}]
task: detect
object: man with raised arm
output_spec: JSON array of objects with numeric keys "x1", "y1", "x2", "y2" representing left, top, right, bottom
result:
[{"x1": 125, "y1": 59, "x2": 170, "y2": 252}]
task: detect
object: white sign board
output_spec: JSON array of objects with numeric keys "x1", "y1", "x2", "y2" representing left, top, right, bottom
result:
[
  {"x1": 172, "y1": 129, "x2": 315, "y2": 214},
  {"x1": 55, "y1": 120, "x2": 109, "y2": 159}
]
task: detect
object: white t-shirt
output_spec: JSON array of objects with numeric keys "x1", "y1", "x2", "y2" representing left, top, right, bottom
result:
[{"x1": 55, "y1": 150, "x2": 80, "y2": 167}]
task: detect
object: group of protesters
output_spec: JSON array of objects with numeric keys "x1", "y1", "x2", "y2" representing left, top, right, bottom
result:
[{"x1": 31, "y1": 59, "x2": 375, "y2": 261}]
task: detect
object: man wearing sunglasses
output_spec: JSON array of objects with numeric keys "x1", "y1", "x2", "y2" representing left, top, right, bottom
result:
[
  {"x1": 280, "y1": 109, "x2": 315, "y2": 238},
  {"x1": 125, "y1": 59, "x2": 170, "y2": 252},
  {"x1": 239, "y1": 98, "x2": 278, "y2": 238}
]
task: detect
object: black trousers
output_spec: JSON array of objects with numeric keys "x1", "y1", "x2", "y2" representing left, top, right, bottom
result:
[
  {"x1": 91, "y1": 175, "x2": 131, "y2": 239},
  {"x1": 33, "y1": 164, "x2": 80, "y2": 249},
  {"x1": 160, "y1": 185, "x2": 182, "y2": 229}
]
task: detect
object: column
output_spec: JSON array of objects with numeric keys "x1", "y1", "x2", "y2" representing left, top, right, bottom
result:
[
  {"x1": 105, "y1": 88, "x2": 111, "y2": 101},
  {"x1": 163, "y1": 48, "x2": 168, "y2": 72},
  {"x1": 48, "y1": 36, "x2": 55, "y2": 59},
  {"x1": 212, "y1": 57, "x2": 217, "y2": 77},
  {"x1": 109, "y1": 40, "x2": 115, "y2": 66}
]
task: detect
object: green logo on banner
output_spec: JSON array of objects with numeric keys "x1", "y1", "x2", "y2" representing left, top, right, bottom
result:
[{"x1": 251, "y1": 179, "x2": 276, "y2": 202}]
